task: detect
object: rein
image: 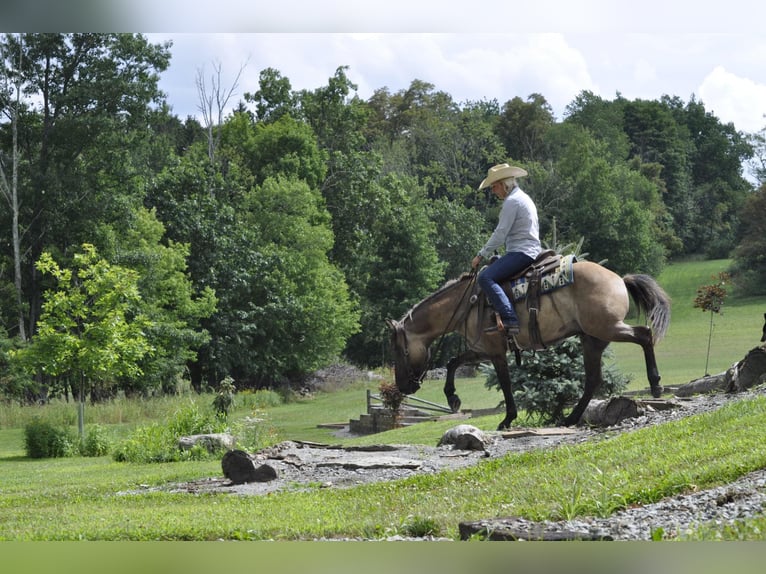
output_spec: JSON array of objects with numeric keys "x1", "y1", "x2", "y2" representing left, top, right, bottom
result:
[{"x1": 419, "y1": 269, "x2": 478, "y2": 378}]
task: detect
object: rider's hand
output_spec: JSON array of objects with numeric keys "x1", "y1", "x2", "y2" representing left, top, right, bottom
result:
[{"x1": 471, "y1": 255, "x2": 482, "y2": 270}]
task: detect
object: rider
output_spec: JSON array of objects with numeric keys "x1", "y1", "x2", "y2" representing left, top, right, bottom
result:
[{"x1": 471, "y1": 163, "x2": 541, "y2": 336}]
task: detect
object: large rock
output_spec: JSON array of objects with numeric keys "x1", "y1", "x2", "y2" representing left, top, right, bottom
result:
[
  {"x1": 178, "y1": 433, "x2": 235, "y2": 453},
  {"x1": 221, "y1": 449, "x2": 278, "y2": 484},
  {"x1": 437, "y1": 424, "x2": 489, "y2": 451}
]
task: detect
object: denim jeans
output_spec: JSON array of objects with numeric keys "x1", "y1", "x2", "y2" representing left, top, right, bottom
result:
[{"x1": 477, "y1": 251, "x2": 534, "y2": 324}]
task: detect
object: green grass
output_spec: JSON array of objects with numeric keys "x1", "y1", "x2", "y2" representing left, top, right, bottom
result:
[
  {"x1": 2, "y1": 393, "x2": 766, "y2": 540},
  {"x1": 612, "y1": 258, "x2": 765, "y2": 390},
  {"x1": 2, "y1": 258, "x2": 766, "y2": 541}
]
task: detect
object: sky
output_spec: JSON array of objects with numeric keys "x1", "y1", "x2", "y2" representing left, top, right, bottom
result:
[
  {"x1": 145, "y1": 31, "x2": 766, "y2": 136},
  {"x1": 7, "y1": 1, "x2": 766, "y2": 136}
]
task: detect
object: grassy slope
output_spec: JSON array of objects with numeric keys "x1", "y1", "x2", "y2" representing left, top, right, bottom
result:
[
  {"x1": 611, "y1": 259, "x2": 764, "y2": 389},
  {"x1": 2, "y1": 258, "x2": 766, "y2": 541}
]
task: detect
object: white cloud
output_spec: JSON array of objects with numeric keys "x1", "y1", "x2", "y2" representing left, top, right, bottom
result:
[{"x1": 699, "y1": 66, "x2": 766, "y2": 133}]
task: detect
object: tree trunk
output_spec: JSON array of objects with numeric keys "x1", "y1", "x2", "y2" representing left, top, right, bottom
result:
[{"x1": 580, "y1": 396, "x2": 644, "y2": 427}]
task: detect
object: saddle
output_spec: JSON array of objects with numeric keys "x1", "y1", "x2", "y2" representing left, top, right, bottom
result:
[{"x1": 486, "y1": 249, "x2": 566, "y2": 350}]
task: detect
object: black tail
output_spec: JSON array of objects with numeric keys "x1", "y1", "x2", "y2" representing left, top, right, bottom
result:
[{"x1": 623, "y1": 274, "x2": 671, "y2": 342}]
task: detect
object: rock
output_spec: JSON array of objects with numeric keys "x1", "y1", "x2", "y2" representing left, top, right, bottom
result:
[
  {"x1": 580, "y1": 396, "x2": 644, "y2": 427},
  {"x1": 178, "y1": 433, "x2": 235, "y2": 453},
  {"x1": 221, "y1": 449, "x2": 278, "y2": 484},
  {"x1": 437, "y1": 424, "x2": 489, "y2": 451}
]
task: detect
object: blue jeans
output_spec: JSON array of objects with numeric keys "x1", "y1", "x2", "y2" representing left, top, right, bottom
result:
[{"x1": 478, "y1": 252, "x2": 534, "y2": 324}]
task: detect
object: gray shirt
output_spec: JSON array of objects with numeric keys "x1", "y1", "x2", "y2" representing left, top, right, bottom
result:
[{"x1": 478, "y1": 186, "x2": 541, "y2": 259}]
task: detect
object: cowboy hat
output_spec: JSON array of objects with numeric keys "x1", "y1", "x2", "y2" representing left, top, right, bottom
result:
[{"x1": 478, "y1": 163, "x2": 528, "y2": 190}]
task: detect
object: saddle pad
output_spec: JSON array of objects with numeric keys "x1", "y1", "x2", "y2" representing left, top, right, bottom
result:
[{"x1": 509, "y1": 254, "x2": 575, "y2": 302}]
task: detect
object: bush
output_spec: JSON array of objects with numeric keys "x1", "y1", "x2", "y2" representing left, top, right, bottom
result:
[
  {"x1": 484, "y1": 337, "x2": 629, "y2": 424},
  {"x1": 81, "y1": 424, "x2": 111, "y2": 457},
  {"x1": 113, "y1": 399, "x2": 228, "y2": 463},
  {"x1": 24, "y1": 419, "x2": 77, "y2": 458}
]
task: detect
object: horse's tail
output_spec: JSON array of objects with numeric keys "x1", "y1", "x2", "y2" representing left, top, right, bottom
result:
[{"x1": 623, "y1": 274, "x2": 671, "y2": 343}]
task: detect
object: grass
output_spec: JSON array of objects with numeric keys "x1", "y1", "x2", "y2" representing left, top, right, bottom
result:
[
  {"x1": 612, "y1": 258, "x2": 764, "y2": 389},
  {"x1": 2, "y1": 257, "x2": 766, "y2": 541},
  {"x1": 2, "y1": 392, "x2": 766, "y2": 540}
]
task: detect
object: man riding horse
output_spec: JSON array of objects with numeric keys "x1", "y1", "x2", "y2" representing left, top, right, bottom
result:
[{"x1": 472, "y1": 163, "x2": 541, "y2": 337}]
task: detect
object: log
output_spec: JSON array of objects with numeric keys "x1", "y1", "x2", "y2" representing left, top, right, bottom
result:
[
  {"x1": 580, "y1": 396, "x2": 644, "y2": 427},
  {"x1": 674, "y1": 373, "x2": 729, "y2": 397}
]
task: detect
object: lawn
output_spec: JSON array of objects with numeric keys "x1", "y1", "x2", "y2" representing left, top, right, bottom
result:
[
  {"x1": 612, "y1": 258, "x2": 764, "y2": 389},
  {"x1": 2, "y1": 258, "x2": 766, "y2": 545}
]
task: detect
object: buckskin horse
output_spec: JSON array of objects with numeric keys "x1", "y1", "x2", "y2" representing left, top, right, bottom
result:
[{"x1": 387, "y1": 258, "x2": 671, "y2": 429}]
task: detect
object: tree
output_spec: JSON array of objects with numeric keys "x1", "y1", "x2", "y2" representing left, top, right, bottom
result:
[
  {"x1": 0, "y1": 34, "x2": 27, "y2": 341},
  {"x1": 196, "y1": 59, "x2": 247, "y2": 164},
  {"x1": 0, "y1": 33, "x2": 171, "y2": 340},
  {"x1": 730, "y1": 185, "x2": 766, "y2": 296},
  {"x1": 495, "y1": 93, "x2": 555, "y2": 162},
  {"x1": 95, "y1": 207, "x2": 217, "y2": 395},
  {"x1": 12, "y1": 244, "x2": 152, "y2": 437},
  {"x1": 694, "y1": 272, "x2": 730, "y2": 376}
]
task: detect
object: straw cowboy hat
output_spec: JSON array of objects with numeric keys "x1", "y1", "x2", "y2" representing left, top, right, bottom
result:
[{"x1": 478, "y1": 163, "x2": 528, "y2": 190}]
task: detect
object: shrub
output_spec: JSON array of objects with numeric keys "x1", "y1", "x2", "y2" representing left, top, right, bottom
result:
[
  {"x1": 81, "y1": 424, "x2": 111, "y2": 457},
  {"x1": 484, "y1": 337, "x2": 629, "y2": 424},
  {"x1": 24, "y1": 419, "x2": 76, "y2": 458},
  {"x1": 113, "y1": 399, "x2": 228, "y2": 463},
  {"x1": 212, "y1": 376, "x2": 236, "y2": 419}
]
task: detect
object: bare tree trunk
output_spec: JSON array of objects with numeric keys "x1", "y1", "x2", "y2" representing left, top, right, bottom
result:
[
  {"x1": 195, "y1": 59, "x2": 247, "y2": 168},
  {"x1": 0, "y1": 34, "x2": 26, "y2": 340}
]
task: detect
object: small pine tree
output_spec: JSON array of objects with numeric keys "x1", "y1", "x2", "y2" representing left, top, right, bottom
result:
[{"x1": 484, "y1": 337, "x2": 629, "y2": 424}]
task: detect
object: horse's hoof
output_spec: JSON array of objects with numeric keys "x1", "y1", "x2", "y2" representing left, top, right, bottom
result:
[
  {"x1": 448, "y1": 395, "x2": 462, "y2": 413},
  {"x1": 651, "y1": 385, "x2": 663, "y2": 399}
]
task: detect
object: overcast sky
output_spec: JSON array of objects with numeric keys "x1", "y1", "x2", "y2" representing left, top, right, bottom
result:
[
  {"x1": 9, "y1": 1, "x2": 765, "y2": 135},
  {"x1": 145, "y1": 31, "x2": 766, "y2": 136},
  {"x1": 115, "y1": 0, "x2": 766, "y2": 137}
]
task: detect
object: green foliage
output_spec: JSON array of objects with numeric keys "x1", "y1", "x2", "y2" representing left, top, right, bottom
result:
[
  {"x1": 11, "y1": 244, "x2": 152, "y2": 403},
  {"x1": 731, "y1": 186, "x2": 766, "y2": 296},
  {"x1": 212, "y1": 375, "x2": 236, "y2": 419},
  {"x1": 113, "y1": 399, "x2": 227, "y2": 463},
  {"x1": 81, "y1": 424, "x2": 111, "y2": 457},
  {"x1": 484, "y1": 338, "x2": 629, "y2": 424},
  {"x1": 23, "y1": 419, "x2": 76, "y2": 458}
]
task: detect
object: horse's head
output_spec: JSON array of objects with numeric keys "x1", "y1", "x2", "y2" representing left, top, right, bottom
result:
[{"x1": 386, "y1": 318, "x2": 429, "y2": 395}]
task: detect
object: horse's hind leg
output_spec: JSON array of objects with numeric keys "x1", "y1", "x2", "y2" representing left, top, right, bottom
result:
[
  {"x1": 563, "y1": 334, "x2": 609, "y2": 426},
  {"x1": 611, "y1": 323, "x2": 663, "y2": 398},
  {"x1": 444, "y1": 350, "x2": 486, "y2": 412}
]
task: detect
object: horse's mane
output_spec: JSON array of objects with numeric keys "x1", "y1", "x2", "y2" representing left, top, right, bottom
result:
[{"x1": 399, "y1": 272, "x2": 474, "y2": 323}]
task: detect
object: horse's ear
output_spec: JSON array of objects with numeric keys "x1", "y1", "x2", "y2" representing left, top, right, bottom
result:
[{"x1": 385, "y1": 318, "x2": 398, "y2": 331}]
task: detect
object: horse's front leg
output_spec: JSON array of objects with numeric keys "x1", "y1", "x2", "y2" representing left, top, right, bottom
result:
[
  {"x1": 563, "y1": 335, "x2": 609, "y2": 426},
  {"x1": 444, "y1": 350, "x2": 485, "y2": 413},
  {"x1": 491, "y1": 354, "x2": 517, "y2": 430}
]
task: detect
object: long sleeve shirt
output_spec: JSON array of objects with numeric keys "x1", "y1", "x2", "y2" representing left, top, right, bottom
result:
[{"x1": 478, "y1": 186, "x2": 541, "y2": 260}]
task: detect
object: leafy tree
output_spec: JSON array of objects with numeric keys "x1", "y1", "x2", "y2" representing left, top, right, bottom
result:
[
  {"x1": 12, "y1": 244, "x2": 152, "y2": 436},
  {"x1": 95, "y1": 207, "x2": 217, "y2": 395},
  {"x1": 495, "y1": 93, "x2": 556, "y2": 162},
  {"x1": 694, "y1": 272, "x2": 730, "y2": 376},
  {"x1": 730, "y1": 185, "x2": 766, "y2": 296},
  {"x1": 0, "y1": 33, "x2": 171, "y2": 338},
  {"x1": 345, "y1": 173, "x2": 444, "y2": 366}
]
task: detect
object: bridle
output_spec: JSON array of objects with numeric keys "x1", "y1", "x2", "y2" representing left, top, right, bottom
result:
[{"x1": 397, "y1": 270, "x2": 478, "y2": 391}]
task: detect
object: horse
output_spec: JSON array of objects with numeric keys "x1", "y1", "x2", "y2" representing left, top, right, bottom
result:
[
  {"x1": 761, "y1": 313, "x2": 766, "y2": 343},
  {"x1": 386, "y1": 260, "x2": 671, "y2": 429}
]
